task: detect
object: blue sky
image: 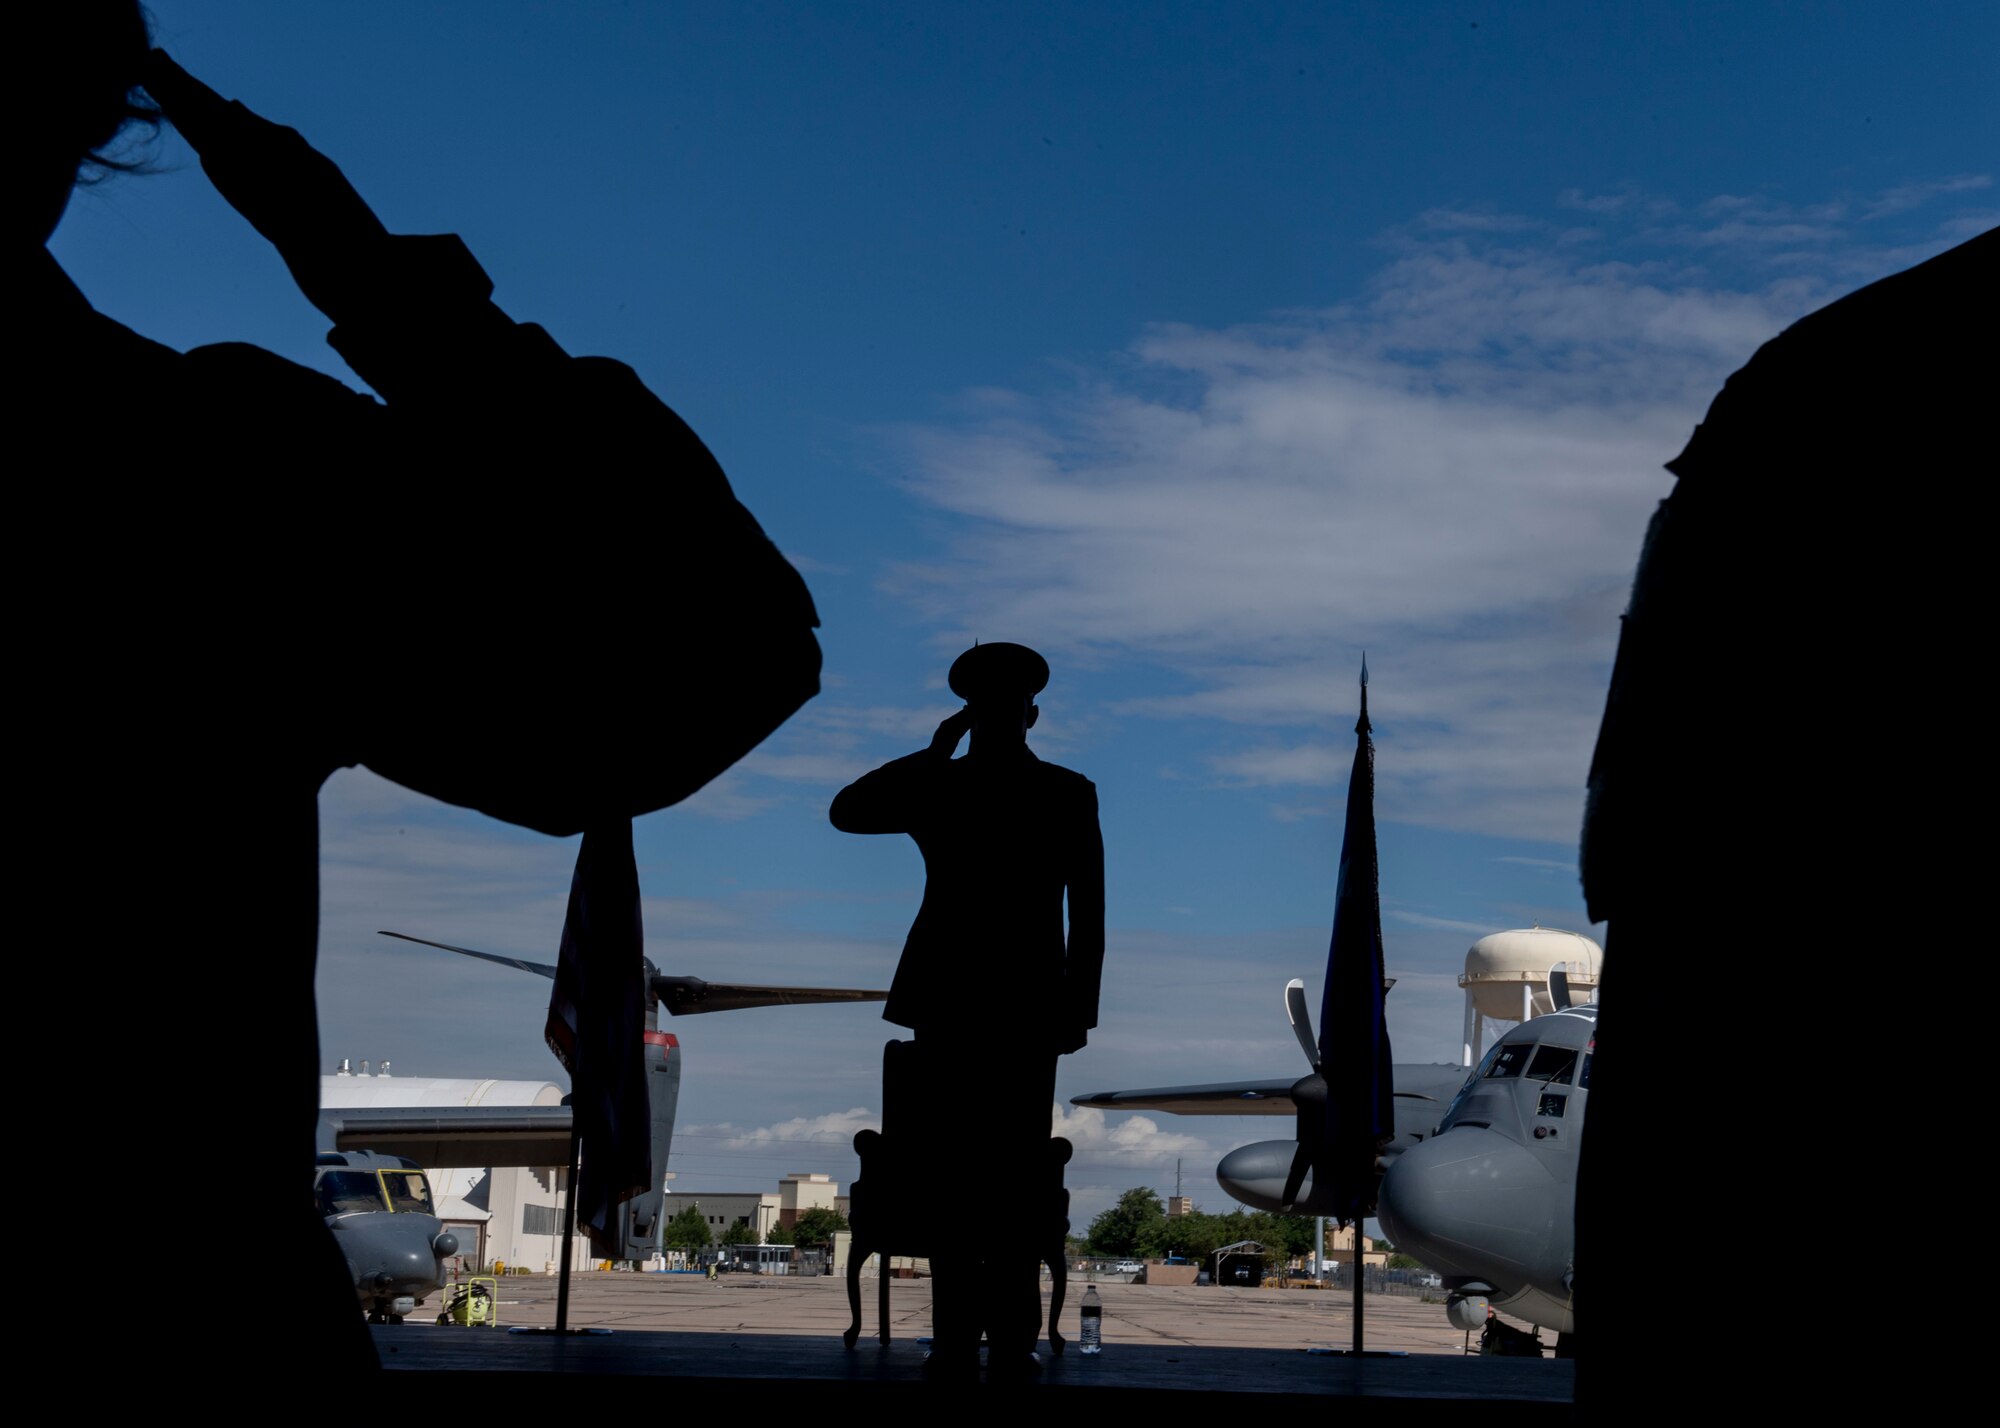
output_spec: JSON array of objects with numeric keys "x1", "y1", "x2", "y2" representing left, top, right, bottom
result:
[{"x1": 60, "y1": 2, "x2": 1995, "y2": 1220}]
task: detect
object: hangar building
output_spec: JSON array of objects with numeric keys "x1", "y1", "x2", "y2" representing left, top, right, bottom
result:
[{"x1": 320, "y1": 1064, "x2": 586, "y2": 1273}]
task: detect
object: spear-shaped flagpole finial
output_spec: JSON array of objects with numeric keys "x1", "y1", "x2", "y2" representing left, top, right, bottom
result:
[{"x1": 1357, "y1": 652, "x2": 1370, "y2": 731}]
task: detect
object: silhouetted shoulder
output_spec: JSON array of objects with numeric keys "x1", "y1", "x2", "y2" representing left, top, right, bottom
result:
[
  {"x1": 1036, "y1": 760, "x2": 1097, "y2": 796},
  {"x1": 1667, "y1": 225, "x2": 1994, "y2": 482}
]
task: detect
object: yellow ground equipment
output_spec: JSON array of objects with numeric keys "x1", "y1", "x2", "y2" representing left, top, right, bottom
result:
[{"x1": 436, "y1": 1277, "x2": 499, "y2": 1327}]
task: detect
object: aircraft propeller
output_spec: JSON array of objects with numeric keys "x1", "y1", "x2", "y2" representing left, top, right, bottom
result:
[
  {"x1": 377, "y1": 930, "x2": 889, "y2": 1016},
  {"x1": 1276, "y1": 972, "x2": 1400, "y2": 1212}
]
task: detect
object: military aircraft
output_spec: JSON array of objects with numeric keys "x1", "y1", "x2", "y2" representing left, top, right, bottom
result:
[
  {"x1": 1072, "y1": 968, "x2": 1591, "y2": 1351},
  {"x1": 1374, "y1": 987, "x2": 1592, "y2": 1344},
  {"x1": 315, "y1": 1148, "x2": 458, "y2": 1323},
  {"x1": 315, "y1": 931, "x2": 887, "y2": 1297},
  {"x1": 1068, "y1": 977, "x2": 1467, "y2": 1216}
]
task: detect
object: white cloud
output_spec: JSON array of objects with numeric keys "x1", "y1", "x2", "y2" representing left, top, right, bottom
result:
[
  {"x1": 1495, "y1": 855, "x2": 1579, "y2": 874},
  {"x1": 676, "y1": 769, "x2": 783, "y2": 822},
  {"x1": 1862, "y1": 174, "x2": 1991, "y2": 219},
  {"x1": 702, "y1": 1108, "x2": 881, "y2": 1151},
  {"x1": 1053, "y1": 1104, "x2": 1217, "y2": 1161},
  {"x1": 1415, "y1": 207, "x2": 1541, "y2": 234},
  {"x1": 1386, "y1": 910, "x2": 1498, "y2": 935},
  {"x1": 882, "y1": 193, "x2": 1988, "y2": 841},
  {"x1": 884, "y1": 263, "x2": 1746, "y2": 840},
  {"x1": 1557, "y1": 187, "x2": 1679, "y2": 219}
]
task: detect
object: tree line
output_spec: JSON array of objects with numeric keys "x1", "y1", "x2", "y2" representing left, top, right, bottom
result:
[
  {"x1": 1082, "y1": 1187, "x2": 1321, "y2": 1266},
  {"x1": 661, "y1": 1203, "x2": 851, "y2": 1250}
]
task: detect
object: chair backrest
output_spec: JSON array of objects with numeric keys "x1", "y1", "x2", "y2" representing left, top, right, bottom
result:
[{"x1": 880, "y1": 1039, "x2": 926, "y2": 1140}]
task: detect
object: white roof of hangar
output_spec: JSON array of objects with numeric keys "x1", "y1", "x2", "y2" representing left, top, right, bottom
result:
[{"x1": 320, "y1": 1076, "x2": 564, "y2": 1109}]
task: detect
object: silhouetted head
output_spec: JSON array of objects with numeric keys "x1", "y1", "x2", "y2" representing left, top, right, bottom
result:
[
  {"x1": 949, "y1": 642, "x2": 1048, "y2": 749},
  {"x1": 24, "y1": 1, "x2": 159, "y2": 247}
]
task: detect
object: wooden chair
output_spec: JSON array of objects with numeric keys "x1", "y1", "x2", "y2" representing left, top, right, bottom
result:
[{"x1": 844, "y1": 1040, "x2": 1073, "y2": 1355}]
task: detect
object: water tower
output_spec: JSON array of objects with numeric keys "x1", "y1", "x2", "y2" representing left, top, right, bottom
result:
[{"x1": 1459, "y1": 927, "x2": 1603, "y2": 1066}]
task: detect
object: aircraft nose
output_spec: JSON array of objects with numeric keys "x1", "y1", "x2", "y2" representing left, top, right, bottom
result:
[
  {"x1": 339, "y1": 1217, "x2": 450, "y2": 1295},
  {"x1": 1376, "y1": 1127, "x2": 1561, "y2": 1284}
]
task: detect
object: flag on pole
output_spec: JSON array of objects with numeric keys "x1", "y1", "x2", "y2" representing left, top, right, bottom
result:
[
  {"x1": 546, "y1": 823, "x2": 653, "y2": 1249},
  {"x1": 1316, "y1": 657, "x2": 1395, "y2": 1226}
]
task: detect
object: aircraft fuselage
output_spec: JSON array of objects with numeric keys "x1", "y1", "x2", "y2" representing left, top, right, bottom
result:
[{"x1": 1374, "y1": 1004, "x2": 1594, "y2": 1334}]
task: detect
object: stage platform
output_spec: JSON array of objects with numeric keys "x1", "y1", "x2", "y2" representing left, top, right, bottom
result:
[{"x1": 375, "y1": 1323, "x2": 1573, "y2": 1410}]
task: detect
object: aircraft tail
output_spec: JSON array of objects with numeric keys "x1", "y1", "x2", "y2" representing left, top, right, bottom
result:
[{"x1": 593, "y1": 1028, "x2": 681, "y2": 1261}]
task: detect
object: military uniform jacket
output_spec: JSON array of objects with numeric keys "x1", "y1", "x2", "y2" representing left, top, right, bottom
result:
[{"x1": 830, "y1": 745, "x2": 1105, "y2": 1047}]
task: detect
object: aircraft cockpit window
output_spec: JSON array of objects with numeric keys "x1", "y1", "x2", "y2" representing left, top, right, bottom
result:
[
  {"x1": 1442, "y1": 1042, "x2": 1503, "y2": 1123},
  {"x1": 318, "y1": 1171, "x2": 388, "y2": 1217},
  {"x1": 1484, "y1": 1043, "x2": 1530, "y2": 1078},
  {"x1": 381, "y1": 1171, "x2": 434, "y2": 1214},
  {"x1": 1525, "y1": 1044, "x2": 1578, "y2": 1085}
]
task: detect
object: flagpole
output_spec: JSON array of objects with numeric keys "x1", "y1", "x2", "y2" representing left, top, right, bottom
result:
[
  {"x1": 557, "y1": 1122, "x2": 581, "y2": 1331},
  {"x1": 1353, "y1": 1222, "x2": 1364, "y2": 1352}
]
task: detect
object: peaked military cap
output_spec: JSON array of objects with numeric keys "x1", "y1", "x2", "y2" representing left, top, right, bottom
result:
[{"x1": 948, "y1": 642, "x2": 1050, "y2": 702}]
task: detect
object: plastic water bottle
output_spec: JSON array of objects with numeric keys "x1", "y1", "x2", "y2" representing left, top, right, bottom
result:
[{"x1": 1079, "y1": 1284, "x2": 1102, "y2": 1354}]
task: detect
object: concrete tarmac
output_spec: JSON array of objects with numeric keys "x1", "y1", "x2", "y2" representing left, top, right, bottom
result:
[
  {"x1": 380, "y1": 1273, "x2": 1572, "y2": 1411},
  {"x1": 431, "y1": 1269, "x2": 1539, "y2": 1355}
]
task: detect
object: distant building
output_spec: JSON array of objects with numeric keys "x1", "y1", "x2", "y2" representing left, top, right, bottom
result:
[
  {"x1": 1166, "y1": 1195, "x2": 1195, "y2": 1218},
  {"x1": 1321, "y1": 1223, "x2": 1387, "y2": 1268},
  {"x1": 662, "y1": 1172, "x2": 850, "y2": 1243},
  {"x1": 776, "y1": 1171, "x2": 841, "y2": 1228},
  {"x1": 663, "y1": 1189, "x2": 776, "y2": 1241},
  {"x1": 1214, "y1": 1240, "x2": 1268, "y2": 1286}
]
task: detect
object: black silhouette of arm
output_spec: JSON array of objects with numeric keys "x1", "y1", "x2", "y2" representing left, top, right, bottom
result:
[
  {"x1": 1059, "y1": 782, "x2": 1106, "y2": 1050},
  {"x1": 140, "y1": 52, "x2": 821, "y2": 837},
  {"x1": 142, "y1": 52, "x2": 641, "y2": 419},
  {"x1": 828, "y1": 753, "x2": 937, "y2": 835},
  {"x1": 829, "y1": 710, "x2": 969, "y2": 834}
]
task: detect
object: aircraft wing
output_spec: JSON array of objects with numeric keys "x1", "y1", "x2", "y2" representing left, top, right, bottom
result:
[
  {"x1": 1070, "y1": 1080, "x2": 1300, "y2": 1115},
  {"x1": 378, "y1": 931, "x2": 556, "y2": 979},
  {"x1": 1071, "y1": 1064, "x2": 1471, "y2": 1119},
  {"x1": 318, "y1": 1105, "x2": 574, "y2": 1167},
  {"x1": 652, "y1": 979, "x2": 888, "y2": 1015},
  {"x1": 379, "y1": 930, "x2": 888, "y2": 1014}
]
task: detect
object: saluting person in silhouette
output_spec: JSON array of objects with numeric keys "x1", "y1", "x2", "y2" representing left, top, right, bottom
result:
[
  {"x1": 830, "y1": 642, "x2": 1105, "y2": 1379},
  {"x1": 25, "y1": 4, "x2": 819, "y2": 1375}
]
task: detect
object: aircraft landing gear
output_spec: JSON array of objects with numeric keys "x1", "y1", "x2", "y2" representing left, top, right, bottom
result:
[
  {"x1": 1478, "y1": 1316, "x2": 1545, "y2": 1357},
  {"x1": 365, "y1": 1295, "x2": 416, "y2": 1325}
]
